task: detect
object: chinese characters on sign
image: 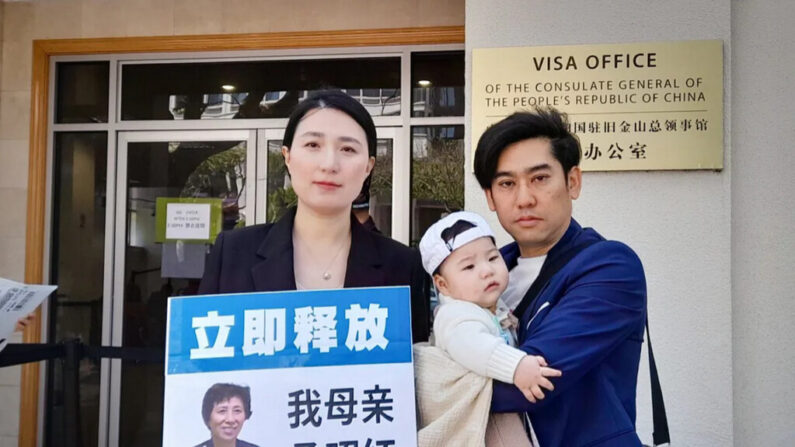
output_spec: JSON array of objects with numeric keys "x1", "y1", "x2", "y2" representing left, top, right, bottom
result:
[
  {"x1": 288, "y1": 385, "x2": 396, "y2": 446},
  {"x1": 189, "y1": 303, "x2": 390, "y2": 359},
  {"x1": 163, "y1": 287, "x2": 417, "y2": 447},
  {"x1": 574, "y1": 117, "x2": 710, "y2": 161},
  {"x1": 473, "y1": 40, "x2": 724, "y2": 171}
]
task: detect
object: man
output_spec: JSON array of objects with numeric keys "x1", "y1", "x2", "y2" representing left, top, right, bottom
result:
[
  {"x1": 474, "y1": 109, "x2": 647, "y2": 446},
  {"x1": 352, "y1": 175, "x2": 381, "y2": 233}
]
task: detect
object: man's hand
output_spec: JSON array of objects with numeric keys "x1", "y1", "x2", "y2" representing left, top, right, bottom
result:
[
  {"x1": 14, "y1": 313, "x2": 36, "y2": 332},
  {"x1": 513, "y1": 355, "x2": 562, "y2": 403}
]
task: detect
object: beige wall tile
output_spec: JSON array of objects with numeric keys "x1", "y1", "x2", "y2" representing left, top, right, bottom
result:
[
  {"x1": 418, "y1": 0, "x2": 465, "y2": 26},
  {"x1": 33, "y1": 0, "x2": 84, "y2": 39},
  {"x1": 251, "y1": 0, "x2": 390, "y2": 33},
  {"x1": 0, "y1": 91, "x2": 31, "y2": 140},
  {"x1": 0, "y1": 385, "x2": 21, "y2": 436},
  {"x1": 0, "y1": 365, "x2": 21, "y2": 387},
  {"x1": 174, "y1": 0, "x2": 224, "y2": 35},
  {"x1": 256, "y1": 0, "x2": 341, "y2": 32},
  {"x1": 217, "y1": 0, "x2": 456, "y2": 36},
  {"x1": 122, "y1": 0, "x2": 175, "y2": 37},
  {"x1": 0, "y1": 188, "x2": 28, "y2": 238},
  {"x1": 324, "y1": 0, "x2": 417, "y2": 29},
  {"x1": 2, "y1": 1, "x2": 34, "y2": 43},
  {"x1": 81, "y1": 0, "x2": 134, "y2": 38},
  {"x1": 5, "y1": 0, "x2": 463, "y2": 42},
  {"x1": 0, "y1": 139, "x2": 29, "y2": 189},
  {"x1": 1, "y1": 40, "x2": 33, "y2": 93},
  {"x1": 0, "y1": 1, "x2": 5, "y2": 40},
  {"x1": 220, "y1": 0, "x2": 277, "y2": 34},
  {"x1": 0, "y1": 236, "x2": 26, "y2": 281},
  {"x1": 0, "y1": 435, "x2": 19, "y2": 447},
  {"x1": 0, "y1": 29, "x2": 3, "y2": 99},
  {"x1": 17, "y1": 0, "x2": 461, "y2": 41}
]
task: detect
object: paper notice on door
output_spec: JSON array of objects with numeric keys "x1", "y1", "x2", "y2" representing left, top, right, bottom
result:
[
  {"x1": 165, "y1": 203, "x2": 211, "y2": 240},
  {"x1": 0, "y1": 278, "x2": 56, "y2": 350},
  {"x1": 155, "y1": 198, "x2": 224, "y2": 244}
]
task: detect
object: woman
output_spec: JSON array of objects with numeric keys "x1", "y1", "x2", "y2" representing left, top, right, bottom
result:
[
  {"x1": 199, "y1": 90, "x2": 430, "y2": 342},
  {"x1": 194, "y1": 383, "x2": 257, "y2": 447}
]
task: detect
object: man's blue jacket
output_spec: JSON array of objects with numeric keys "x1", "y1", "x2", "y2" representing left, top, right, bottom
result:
[{"x1": 493, "y1": 219, "x2": 647, "y2": 447}]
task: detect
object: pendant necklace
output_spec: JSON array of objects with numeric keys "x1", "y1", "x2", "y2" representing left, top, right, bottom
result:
[
  {"x1": 294, "y1": 232, "x2": 350, "y2": 282},
  {"x1": 321, "y1": 237, "x2": 348, "y2": 280}
]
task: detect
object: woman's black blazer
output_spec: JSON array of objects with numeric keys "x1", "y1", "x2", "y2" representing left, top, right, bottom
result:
[{"x1": 198, "y1": 207, "x2": 430, "y2": 342}]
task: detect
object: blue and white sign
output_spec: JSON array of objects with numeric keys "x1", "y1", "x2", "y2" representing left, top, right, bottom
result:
[{"x1": 163, "y1": 287, "x2": 418, "y2": 447}]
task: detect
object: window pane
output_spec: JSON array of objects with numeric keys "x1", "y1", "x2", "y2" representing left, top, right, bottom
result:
[
  {"x1": 367, "y1": 139, "x2": 393, "y2": 237},
  {"x1": 410, "y1": 126, "x2": 465, "y2": 246},
  {"x1": 265, "y1": 139, "x2": 293, "y2": 222},
  {"x1": 119, "y1": 139, "x2": 247, "y2": 447},
  {"x1": 55, "y1": 62, "x2": 110, "y2": 123},
  {"x1": 47, "y1": 132, "x2": 107, "y2": 447},
  {"x1": 411, "y1": 51, "x2": 464, "y2": 117},
  {"x1": 267, "y1": 138, "x2": 393, "y2": 237},
  {"x1": 121, "y1": 58, "x2": 401, "y2": 120}
]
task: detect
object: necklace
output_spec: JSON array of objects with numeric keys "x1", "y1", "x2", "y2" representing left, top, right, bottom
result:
[
  {"x1": 293, "y1": 232, "x2": 351, "y2": 282},
  {"x1": 321, "y1": 237, "x2": 348, "y2": 280}
]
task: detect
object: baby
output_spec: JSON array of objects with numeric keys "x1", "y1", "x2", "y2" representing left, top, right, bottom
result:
[{"x1": 419, "y1": 211, "x2": 561, "y2": 405}]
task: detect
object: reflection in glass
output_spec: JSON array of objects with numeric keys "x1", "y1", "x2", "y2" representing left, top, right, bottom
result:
[
  {"x1": 411, "y1": 52, "x2": 465, "y2": 117},
  {"x1": 121, "y1": 58, "x2": 401, "y2": 120},
  {"x1": 119, "y1": 140, "x2": 246, "y2": 447},
  {"x1": 266, "y1": 139, "x2": 393, "y2": 238},
  {"x1": 265, "y1": 139, "x2": 294, "y2": 222},
  {"x1": 56, "y1": 62, "x2": 110, "y2": 123},
  {"x1": 410, "y1": 126, "x2": 465, "y2": 246},
  {"x1": 369, "y1": 139, "x2": 393, "y2": 237},
  {"x1": 47, "y1": 132, "x2": 107, "y2": 447}
]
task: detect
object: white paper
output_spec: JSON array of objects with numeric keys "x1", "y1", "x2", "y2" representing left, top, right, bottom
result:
[
  {"x1": 165, "y1": 202, "x2": 211, "y2": 240},
  {"x1": 0, "y1": 278, "x2": 57, "y2": 350}
]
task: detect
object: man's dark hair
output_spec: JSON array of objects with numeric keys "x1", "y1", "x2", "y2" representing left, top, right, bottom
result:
[
  {"x1": 283, "y1": 89, "x2": 377, "y2": 158},
  {"x1": 201, "y1": 383, "x2": 252, "y2": 425},
  {"x1": 473, "y1": 107, "x2": 581, "y2": 189}
]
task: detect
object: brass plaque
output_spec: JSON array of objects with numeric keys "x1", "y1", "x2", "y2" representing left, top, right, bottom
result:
[{"x1": 472, "y1": 40, "x2": 724, "y2": 171}]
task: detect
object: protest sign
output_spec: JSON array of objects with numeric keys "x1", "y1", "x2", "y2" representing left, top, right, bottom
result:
[{"x1": 163, "y1": 287, "x2": 417, "y2": 447}]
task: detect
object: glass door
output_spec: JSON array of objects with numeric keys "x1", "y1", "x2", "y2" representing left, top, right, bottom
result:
[
  {"x1": 257, "y1": 127, "x2": 407, "y2": 242},
  {"x1": 106, "y1": 130, "x2": 256, "y2": 447}
]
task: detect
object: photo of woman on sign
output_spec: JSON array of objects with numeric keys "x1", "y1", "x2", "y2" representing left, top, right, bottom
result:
[{"x1": 194, "y1": 383, "x2": 258, "y2": 447}]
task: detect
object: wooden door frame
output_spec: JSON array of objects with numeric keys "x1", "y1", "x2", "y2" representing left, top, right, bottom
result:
[{"x1": 21, "y1": 25, "x2": 464, "y2": 447}]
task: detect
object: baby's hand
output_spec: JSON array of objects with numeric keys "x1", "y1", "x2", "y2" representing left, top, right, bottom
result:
[
  {"x1": 500, "y1": 311, "x2": 519, "y2": 330},
  {"x1": 513, "y1": 355, "x2": 562, "y2": 403}
]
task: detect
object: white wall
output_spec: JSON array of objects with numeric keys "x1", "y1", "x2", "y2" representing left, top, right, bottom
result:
[
  {"x1": 465, "y1": 1, "x2": 734, "y2": 445},
  {"x1": 731, "y1": 1, "x2": 795, "y2": 445}
]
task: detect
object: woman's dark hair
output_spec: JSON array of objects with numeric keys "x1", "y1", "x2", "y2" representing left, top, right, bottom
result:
[
  {"x1": 473, "y1": 107, "x2": 581, "y2": 189},
  {"x1": 282, "y1": 90, "x2": 377, "y2": 158},
  {"x1": 201, "y1": 383, "x2": 252, "y2": 425}
]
